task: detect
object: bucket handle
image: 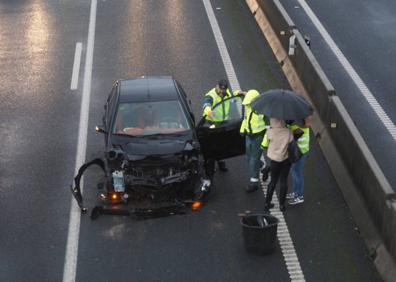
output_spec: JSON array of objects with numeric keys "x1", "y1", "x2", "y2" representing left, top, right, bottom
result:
[{"x1": 257, "y1": 215, "x2": 269, "y2": 227}]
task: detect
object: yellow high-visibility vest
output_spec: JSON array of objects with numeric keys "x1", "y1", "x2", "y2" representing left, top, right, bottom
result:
[
  {"x1": 288, "y1": 124, "x2": 310, "y2": 154},
  {"x1": 203, "y1": 88, "x2": 233, "y2": 122},
  {"x1": 240, "y1": 105, "x2": 266, "y2": 135}
]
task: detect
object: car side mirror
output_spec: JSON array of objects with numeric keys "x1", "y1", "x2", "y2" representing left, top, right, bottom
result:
[{"x1": 95, "y1": 126, "x2": 107, "y2": 134}]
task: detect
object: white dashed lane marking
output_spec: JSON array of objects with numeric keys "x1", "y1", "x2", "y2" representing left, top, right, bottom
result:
[{"x1": 70, "y1": 42, "x2": 82, "y2": 90}]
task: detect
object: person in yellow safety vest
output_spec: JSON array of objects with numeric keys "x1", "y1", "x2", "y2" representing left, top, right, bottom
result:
[
  {"x1": 286, "y1": 118, "x2": 311, "y2": 205},
  {"x1": 202, "y1": 79, "x2": 234, "y2": 122},
  {"x1": 201, "y1": 79, "x2": 234, "y2": 174},
  {"x1": 239, "y1": 90, "x2": 267, "y2": 193}
]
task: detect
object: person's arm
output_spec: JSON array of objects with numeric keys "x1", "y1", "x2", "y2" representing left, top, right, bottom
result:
[
  {"x1": 202, "y1": 96, "x2": 214, "y2": 118},
  {"x1": 303, "y1": 115, "x2": 312, "y2": 128},
  {"x1": 233, "y1": 89, "x2": 246, "y2": 96},
  {"x1": 292, "y1": 127, "x2": 304, "y2": 140},
  {"x1": 240, "y1": 119, "x2": 247, "y2": 135},
  {"x1": 261, "y1": 132, "x2": 269, "y2": 149}
]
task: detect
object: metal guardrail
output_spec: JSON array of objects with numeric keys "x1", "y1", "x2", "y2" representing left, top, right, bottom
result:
[{"x1": 246, "y1": 0, "x2": 396, "y2": 278}]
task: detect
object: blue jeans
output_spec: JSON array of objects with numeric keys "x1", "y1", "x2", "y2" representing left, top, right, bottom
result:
[
  {"x1": 245, "y1": 134, "x2": 264, "y2": 179},
  {"x1": 290, "y1": 153, "x2": 308, "y2": 197}
]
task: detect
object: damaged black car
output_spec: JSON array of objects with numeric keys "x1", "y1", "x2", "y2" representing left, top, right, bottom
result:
[{"x1": 71, "y1": 76, "x2": 245, "y2": 219}]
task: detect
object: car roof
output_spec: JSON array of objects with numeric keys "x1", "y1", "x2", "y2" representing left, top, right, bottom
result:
[{"x1": 118, "y1": 76, "x2": 179, "y2": 103}]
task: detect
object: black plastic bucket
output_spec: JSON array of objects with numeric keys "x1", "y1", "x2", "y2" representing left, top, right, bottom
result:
[{"x1": 240, "y1": 213, "x2": 279, "y2": 254}]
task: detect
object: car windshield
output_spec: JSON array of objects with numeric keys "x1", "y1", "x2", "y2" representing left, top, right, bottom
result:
[{"x1": 113, "y1": 100, "x2": 191, "y2": 136}]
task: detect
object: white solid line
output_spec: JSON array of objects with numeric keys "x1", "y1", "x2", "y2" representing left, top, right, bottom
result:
[
  {"x1": 261, "y1": 177, "x2": 306, "y2": 282},
  {"x1": 297, "y1": 0, "x2": 396, "y2": 141},
  {"x1": 70, "y1": 42, "x2": 83, "y2": 90},
  {"x1": 203, "y1": 0, "x2": 304, "y2": 280},
  {"x1": 63, "y1": 1, "x2": 97, "y2": 282}
]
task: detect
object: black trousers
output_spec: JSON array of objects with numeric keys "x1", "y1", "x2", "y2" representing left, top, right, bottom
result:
[
  {"x1": 204, "y1": 159, "x2": 226, "y2": 178},
  {"x1": 205, "y1": 158, "x2": 216, "y2": 178},
  {"x1": 265, "y1": 159, "x2": 291, "y2": 206}
]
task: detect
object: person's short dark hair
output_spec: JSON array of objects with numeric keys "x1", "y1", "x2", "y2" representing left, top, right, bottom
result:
[{"x1": 218, "y1": 79, "x2": 228, "y2": 90}]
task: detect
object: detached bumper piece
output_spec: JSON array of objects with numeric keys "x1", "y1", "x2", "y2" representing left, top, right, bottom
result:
[
  {"x1": 90, "y1": 202, "x2": 187, "y2": 220},
  {"x1": 70, "y1": 158, "x2": 106, "y2": 213}
]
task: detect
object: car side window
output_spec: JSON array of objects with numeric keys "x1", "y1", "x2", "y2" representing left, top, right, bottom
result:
[
  {"x1": 211, "y1": 95, "x2": 244, "y2": 122},
  {"x1": 176, "y1": 82, "x2": 195, "y2": 126}
]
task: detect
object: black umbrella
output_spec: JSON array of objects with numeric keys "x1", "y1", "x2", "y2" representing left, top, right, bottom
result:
[{"x1": 251, "y1": 89, "x2": 313, "y2": 120}]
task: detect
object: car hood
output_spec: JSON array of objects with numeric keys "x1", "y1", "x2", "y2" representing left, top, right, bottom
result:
[{"x1": 111, "y1": 138, "x2": 193, "y2": 159}]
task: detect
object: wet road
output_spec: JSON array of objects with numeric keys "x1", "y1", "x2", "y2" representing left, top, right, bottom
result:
[{"x1": 0, "y1": 0, "x2": 382, "y2": 281}]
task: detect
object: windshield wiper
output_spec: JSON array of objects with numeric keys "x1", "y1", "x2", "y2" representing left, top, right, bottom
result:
[
  {"x1": 112, "y1": 133, "x2": 144, "y2": 138},
  {"x1": 145, "y1": 132, "x2": 186, "y2": 139},
  {"x1": 113, "y1": 131, "x2": 187, "y2": 139}
]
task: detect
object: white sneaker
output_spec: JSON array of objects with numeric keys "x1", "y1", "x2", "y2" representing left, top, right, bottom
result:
[
  {"x1": 286, "y1": 192, "x2": 295, "y2": 199},
  {"x1": 201, "y1": 179, "x2": 211, "y2": 192},
  {"x1": 288, "y1": 196, "x2": 304, "y2": 205}
]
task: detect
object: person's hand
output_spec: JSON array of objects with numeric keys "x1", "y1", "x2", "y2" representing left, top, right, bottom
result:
[
  {"x1": 207, "y1": 110, "x2": 214, "y2": 119},
  {"x1": 293, "y1": 128, "x2": 304, "y2": 140},
  {"x1": 304, "y1": 115, "x2": 312, "y2": 128},
  {"x1": 234, "y1": 90, "x2": 246, "y2": 96}
]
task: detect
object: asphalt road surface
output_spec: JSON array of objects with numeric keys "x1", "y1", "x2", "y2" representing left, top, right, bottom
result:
[{"x1": 0, "y1": 0, "x2": 383, "y2": 281}]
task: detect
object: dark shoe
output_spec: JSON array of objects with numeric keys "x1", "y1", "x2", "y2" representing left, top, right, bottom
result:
[
  {"x1": 264, "y1": 202, "x2": 275, "y2": 211},
  {"x1": 218, "y1": 161, "x2": 228, "y2": 172},
  {"x1": 279, "y1": 205, "x2": 286, "y2": 212},
  {"x1": 261, "y1": 166, "x2": 270, "y2": 182},
  {"x1": 245, "y1": 182, "x2": 259, "y2": 193}
]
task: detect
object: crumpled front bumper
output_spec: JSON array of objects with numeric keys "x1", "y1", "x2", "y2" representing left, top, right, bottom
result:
[{"x1": 70, "y1": 158, "x2": 211, "y2": 220}]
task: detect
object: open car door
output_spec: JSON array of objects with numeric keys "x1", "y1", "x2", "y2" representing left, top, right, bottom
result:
[{"x1": 196, "y1": 95, "x2": 245, "y2": 160}]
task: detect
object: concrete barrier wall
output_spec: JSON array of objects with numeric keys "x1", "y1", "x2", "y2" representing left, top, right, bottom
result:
[
  {"x1": 328, "y1": 95, "x2": 395, "y2": 222},
  {"x1": 290, "y1": 30, "x2": 336, "y2": 119},
  {"x1": 246, "y1": 0, "x2": 396, "y2": 278}
]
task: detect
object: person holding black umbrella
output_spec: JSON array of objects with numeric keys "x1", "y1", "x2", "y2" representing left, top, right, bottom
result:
[
  {"x1": 261, "y1": 118, "x2": 294, "y2": 212},
  {"x1": 251, "y1": 89, "x2": 313, "y2": 212}
]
